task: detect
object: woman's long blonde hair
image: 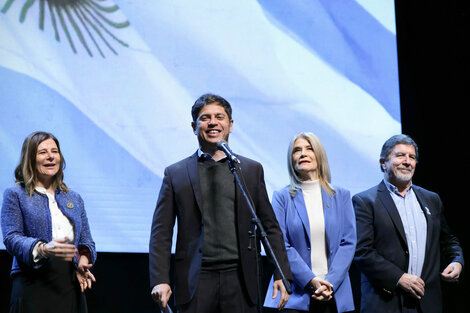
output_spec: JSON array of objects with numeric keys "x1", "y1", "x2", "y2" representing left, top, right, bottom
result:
[{"x1": 287, "y1": 132, "x2": 335, "y2": 196}]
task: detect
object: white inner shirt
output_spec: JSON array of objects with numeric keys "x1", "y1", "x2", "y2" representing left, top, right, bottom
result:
[
  {"x1": 33, "y1": 187, "x2": 75, "y2": 262},
  {"x1": 301, "y1": 180, "x2": 328, "y2": 279}
]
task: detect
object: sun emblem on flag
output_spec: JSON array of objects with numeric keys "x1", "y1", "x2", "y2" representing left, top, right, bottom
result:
[{"x1": 1, "y1": 0, "x2": 130, "y2": 57}]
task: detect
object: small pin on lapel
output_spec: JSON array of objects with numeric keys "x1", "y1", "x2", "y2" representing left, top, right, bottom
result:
[
  {"x1": 424, "y1": 207, "x2": 431, "y2": 215},
  {"x1": 66, "y1": 202, "x2": 74, "y2": 209}
]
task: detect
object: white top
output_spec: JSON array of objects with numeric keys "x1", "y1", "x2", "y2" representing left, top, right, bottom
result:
[
  {"x1": 33, "y1": 186, "x2": 75, "y2": 262},
  {"x1": 301, "y1": 180, "x2": 328, "y2": 279}
]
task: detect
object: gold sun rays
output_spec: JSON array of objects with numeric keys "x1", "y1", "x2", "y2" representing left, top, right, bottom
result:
[{"x1": 2, "y1": 0, "x2": 131, "y2": 57}]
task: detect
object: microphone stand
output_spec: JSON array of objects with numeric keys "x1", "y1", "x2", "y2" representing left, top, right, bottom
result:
[{"x1": 227, "y1": 158, "x2": 292, "y2": 313}]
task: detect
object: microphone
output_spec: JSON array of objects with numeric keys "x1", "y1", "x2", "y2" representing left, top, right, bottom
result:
[{"x1": 216, "y1": 140, "x2": 240, "y2": 163}]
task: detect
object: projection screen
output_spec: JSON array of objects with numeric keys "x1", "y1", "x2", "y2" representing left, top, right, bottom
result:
[{"x1": 0, "y1": 0, "x2": 400, "y2": 252}]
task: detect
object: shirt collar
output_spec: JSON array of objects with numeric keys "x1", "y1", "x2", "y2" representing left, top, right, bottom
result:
[
  {"x1": 197, "y1": 148, "x2": 227, "y2": 162},
  {"x1": 383, "y1": 179, "x2": 413, "y2": 197},
  {"x1": 34, "y1": 186, "x2": 55, "y2": 197}
]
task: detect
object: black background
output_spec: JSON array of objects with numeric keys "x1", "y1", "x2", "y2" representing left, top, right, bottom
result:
[{"x1": 1, "y1": 1, "x2": 468, "y2": 312}]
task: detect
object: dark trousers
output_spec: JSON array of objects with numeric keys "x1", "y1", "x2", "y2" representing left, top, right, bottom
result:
[
  {"x1": 403, "y1": 297, "x2": 421, "y2": 313},
  {"x1": 281, "y1": 297, "x2": 338, "y2": 313},
  {"x1": 9, "y1": 259, "x2": 87, "y2": 313},
  {"x1": 177, "y1": 268, "x2": 257, "y2": 313}
]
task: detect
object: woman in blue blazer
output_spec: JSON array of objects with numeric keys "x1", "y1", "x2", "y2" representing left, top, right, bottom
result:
[
  {"x1": 264, "y1": 132, "x2": 356, "y2": 313},
  {"x1": 1, "y1": 131, "x2": 96, "y2": 313}
]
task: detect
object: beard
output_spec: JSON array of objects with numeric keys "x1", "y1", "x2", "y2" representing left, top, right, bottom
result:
[{"x1": 390, "y1": 166, "x2": 414, "y2": 184}]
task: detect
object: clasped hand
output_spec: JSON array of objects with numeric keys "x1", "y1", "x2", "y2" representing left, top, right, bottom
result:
[{"x1": 310, "y1": 277, "x2": 333, "y2": 301}]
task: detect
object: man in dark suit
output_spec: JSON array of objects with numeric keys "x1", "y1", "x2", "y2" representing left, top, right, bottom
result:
[
  {"x1": 353, "y1": 134, "x2": 464, "y2": 313},
  {"x1": 149, "y1": 93, "x2": 292, "y2": 313}
]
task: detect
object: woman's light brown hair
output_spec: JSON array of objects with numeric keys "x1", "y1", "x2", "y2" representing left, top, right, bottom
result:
[{"x1": 14, "y1": 131, "x2": 68, "y2": 196}]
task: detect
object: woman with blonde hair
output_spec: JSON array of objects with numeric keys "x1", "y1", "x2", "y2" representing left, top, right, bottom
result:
[
  {"x1": 1, "y1": 131, "x2": 96, "y2": 313},
  {"x1": 264, "y1": 132, "x2": 356, "y2": 313}
]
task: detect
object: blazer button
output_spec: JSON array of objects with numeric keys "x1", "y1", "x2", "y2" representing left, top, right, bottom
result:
[
  {"x1": 382, "y1": 288, "x2": 392, "y2": 294},
  {"x1": 307, "y1": 248, "x2": 311, "y2": 251},
  {"x1": 405, "y1": 251, "x2": 409, "y2": 255}
]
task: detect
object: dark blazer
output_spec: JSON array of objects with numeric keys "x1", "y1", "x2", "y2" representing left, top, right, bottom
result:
[
  {"x1": 353, "y1": 180, "x2": 464, "y2": 313},
  {"x1": 149, "y1": 152, "x2": 292, "y2": 306}
]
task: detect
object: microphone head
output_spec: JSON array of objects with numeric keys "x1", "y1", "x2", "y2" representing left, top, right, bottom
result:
[{"x1": 216, "y1": 140, "x2": 227, "y2": 149}]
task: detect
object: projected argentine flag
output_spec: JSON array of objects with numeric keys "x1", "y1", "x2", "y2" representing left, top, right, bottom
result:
[{"x1": 0, "y1": 0, "x2": 400, "y2": 253}]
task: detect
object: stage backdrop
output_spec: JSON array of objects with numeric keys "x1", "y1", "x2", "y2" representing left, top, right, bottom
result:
[{"x1": 0, "y1": 0, "x2": 400, "y2": 253}]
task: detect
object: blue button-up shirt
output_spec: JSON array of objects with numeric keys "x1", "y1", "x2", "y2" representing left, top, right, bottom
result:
[
  {"x1": 384, "y1": 180, "x2": 427, "y2": 276},
  {"x1": 197, "y1": 148, "x2": 227, "y2": 162}
]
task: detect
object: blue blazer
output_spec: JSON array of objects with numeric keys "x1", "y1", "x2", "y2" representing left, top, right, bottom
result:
[
  {"x1": 264, "y1": 185, "x2": 356, "y2": 312},
  {"x1": 1, "y1": 184, "x2": 97, "y2": 275}
]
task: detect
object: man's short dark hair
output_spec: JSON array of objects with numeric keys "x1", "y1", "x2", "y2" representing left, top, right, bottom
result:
[
  {"x1": 191, "y1": 93, "x2": 232, "y2": 122},
  {"x1": 379, "y1": 134, "x2": 419, "y2": 172}
]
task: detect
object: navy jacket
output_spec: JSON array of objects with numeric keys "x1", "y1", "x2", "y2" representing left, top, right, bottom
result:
[
  {"x1": 149, "y1": 152, "x2": 292, "y2": 306},
  {"x1": 353, "y1": 181, "x2": 464, "y2": 313}
]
